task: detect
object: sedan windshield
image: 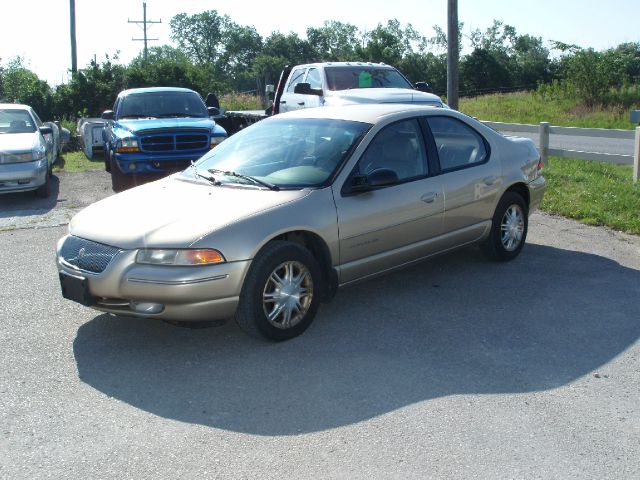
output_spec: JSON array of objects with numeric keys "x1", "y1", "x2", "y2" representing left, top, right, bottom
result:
[
  {"x1": 0, "y1": 109, "x2": 37, "y2": 133},
  {"x1": 118, "y1": 92, "x2": 208, "y2": 119},
  {"x1": 325, "y1": 67, "x2": 413, "y2": 91},
  {"x1": 187, "y1": 117, "x2": 371, "y2": 188}
]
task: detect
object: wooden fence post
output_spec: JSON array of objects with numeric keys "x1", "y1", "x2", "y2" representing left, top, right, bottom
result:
[
  {"x1": 634, "y1": 126, "x2": 639, "y2": 183},
  {"x1": 539, "y1": 122, "x2": 550, "y2": 166}
]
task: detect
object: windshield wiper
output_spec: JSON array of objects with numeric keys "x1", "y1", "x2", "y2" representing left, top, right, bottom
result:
[
  {"x1": 157, "y1": 113, "x2": 203, "y2": 118},
  {"x1": 119, "y1": 113, "x2": 156, "y2": 119},
  {"x1": 190, "y1": 162, "x2": 221, "y2": 186},
  {"x1": 208, "y1": 168, "x2": 279, "y2": 191}
]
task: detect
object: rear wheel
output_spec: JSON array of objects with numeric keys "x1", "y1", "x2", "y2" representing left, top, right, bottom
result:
[
  {"x1": 482, "y1": 191, "x2": 528, "y2": 261},
  {"x1": 235, "y1": 241, "x2": 322, "y2": 341}
]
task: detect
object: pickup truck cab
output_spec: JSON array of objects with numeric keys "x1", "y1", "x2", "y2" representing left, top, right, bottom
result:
[
  {"x1": 101, "y1": 87, "x2": 227, "y2": 191},
  {"x1": 276, "y1": 62, "x2": 444, "y2": 114}
]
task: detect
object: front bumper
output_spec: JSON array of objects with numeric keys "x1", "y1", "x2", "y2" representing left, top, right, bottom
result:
[
  {"x1": 56, "y1": 236, "x2": 251, "y2": 322},
  {"x1": 0, "y1": 159, "x2": 48, "y2": 194},
  {"x1": 114, "y1": 151, "x2": 209, "y2": 174}
]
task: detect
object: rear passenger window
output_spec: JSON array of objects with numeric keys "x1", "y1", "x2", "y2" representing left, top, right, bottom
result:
[{"x1": 427, "y1": 117, "x2": 488, "y2": 171}]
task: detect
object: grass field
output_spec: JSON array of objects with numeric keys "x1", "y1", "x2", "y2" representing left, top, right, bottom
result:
[
  {"x1": 53, "y1": 151, "x2": 104, "y2": 173},
  {"x1": 540, "y1": 157, "x2": 640, "y2": 235},
  {"x1": 458, "y1": 92, "x2": 636, "y2": 130}
]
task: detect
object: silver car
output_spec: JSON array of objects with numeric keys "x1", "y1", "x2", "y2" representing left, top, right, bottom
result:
[
  {"x1": 0, "y1": 104, "x2": 55, "y2": 197},
  {"x1": 57, "y1": 104, "x2": 545, "y2": 340}
]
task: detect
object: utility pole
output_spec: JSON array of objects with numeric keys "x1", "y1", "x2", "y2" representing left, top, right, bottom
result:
[
  {"x1": 70, "y1": 0, "x2": 77, "y2": 75},
  {"x1": 128, "y1": 1, "x2": 161, "y2": 61},
  {"x1": 447, "y1": 0, "x2": 459, "y2": 110}
]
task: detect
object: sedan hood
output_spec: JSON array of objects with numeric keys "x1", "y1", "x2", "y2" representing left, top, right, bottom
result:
[
  {"x1": 115, "y1": 117, "x2": 216, "y2": 134},
  {"x1": 0, "y1": 132, "x2": 40, "y2": 153},
  {"x1": 326, "y1": 88, "x2": 442, "y2": 106},
  {"x1": 69, "y1": 176, "x2": 310, "y2": 249}
]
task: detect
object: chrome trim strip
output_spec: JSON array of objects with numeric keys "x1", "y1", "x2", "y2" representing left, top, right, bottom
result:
[{"x1": 125, "y1": 274, "x2": 229, "y2": 285}]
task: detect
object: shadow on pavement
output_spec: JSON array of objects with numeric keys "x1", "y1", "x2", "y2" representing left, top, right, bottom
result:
[
  {"x1": 73, "y1": 244, "x2": 640, "y2": 435},
  {"x1": 0, "y1": 175, "x2": 61, "y2": 216}
]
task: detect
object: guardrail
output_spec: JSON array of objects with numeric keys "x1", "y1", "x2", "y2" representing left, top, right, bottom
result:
[{"x1": 481, "y1": 121, "x2": 640, "y2": 182}]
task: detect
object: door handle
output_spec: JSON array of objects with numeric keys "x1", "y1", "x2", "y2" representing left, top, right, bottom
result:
[
  {"x1": 483, "y1": 176, "x2": 497, "y2": 186},
  {"x1": 421, "y1": 192, "x2": 438, "y2": 203},
  {"x1": 297, "y1": 102, "x2": 305, "y2": 105},
  {"x1": 280, "y1": 100, "x2": 287, "y2": 104}
]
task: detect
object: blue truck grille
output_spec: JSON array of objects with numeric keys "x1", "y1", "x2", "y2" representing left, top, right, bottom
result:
[
  {"x1": 59, "y1": 236, "x2": 121, "y2": 274},
  {"x1": 140, "y1": 133, "x2": 209, "y2": 152}
]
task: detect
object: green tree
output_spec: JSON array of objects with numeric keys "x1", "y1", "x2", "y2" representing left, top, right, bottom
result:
[
  {"x1": 306, "y1": 21, "x2": 361, "y2": 61},
  {"x1": 1, "y1": 56, "x2": 53, "y2": 118}
]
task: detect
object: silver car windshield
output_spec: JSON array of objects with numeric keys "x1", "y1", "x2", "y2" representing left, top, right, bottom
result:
[
  {"x1": 0, "y1": 109, "x2": 37, "y2": 134},
  {"x1": 189, "y1": 118, "x2": 371, "y2": 189}
]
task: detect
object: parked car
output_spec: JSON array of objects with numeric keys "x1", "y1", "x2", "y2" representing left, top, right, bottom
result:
[
  {"x1": 0, "y1": 104, "x2": 55, "y2": 197},
  {"x1": 101, "y1": 87, "x2": 227, "y2": 192},
  {"x1": 56, "y1": 104, "x2": 545, "y2": 341}
]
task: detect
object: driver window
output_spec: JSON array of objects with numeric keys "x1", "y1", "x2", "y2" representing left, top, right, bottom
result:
[
  {"x1": 286, "y1": 68, "x2": 306, "y2": 92},
  {"x1": 306, "y1": 68, "x2": 322, "y2": 89},
  {"x1": 358, "y1": 119, "x2": 428, "y2": 182}
]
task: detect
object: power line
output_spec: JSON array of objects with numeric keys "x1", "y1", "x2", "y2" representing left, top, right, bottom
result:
[{"x1": 128, "y1": 1, "x2": 161, "y2": 61}]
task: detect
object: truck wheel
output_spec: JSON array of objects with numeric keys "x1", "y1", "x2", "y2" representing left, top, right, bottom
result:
[
  {"x1": 235, "y1": 241, "x2": 322, "y2": 341},
  {"x1": 110, "y1": 154, "x2": 129, "y2": 192}
]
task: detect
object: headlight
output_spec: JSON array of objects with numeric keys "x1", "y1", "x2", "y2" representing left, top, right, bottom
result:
[
  {"x1": 136, "y1": 248, "x2": 226, "y2": 266},
  {"x1": 1, "y1": 150, "x2": 44, "y2": 163},
  {"x1": 116, "y1": 137, "x2": 139, "y2": 153},
  {"x1": 209, "y1": 136, "x2": 225, "y2": 149}
]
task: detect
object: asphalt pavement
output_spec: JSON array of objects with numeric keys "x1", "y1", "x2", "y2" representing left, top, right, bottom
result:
[{"x1": 1, "y1": 171, "x2": 640, "y2": 479}]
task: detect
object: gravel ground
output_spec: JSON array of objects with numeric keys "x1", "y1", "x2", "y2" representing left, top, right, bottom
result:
[{"x1": 1, "y1": 171, "x2": 639, "y2": 479}]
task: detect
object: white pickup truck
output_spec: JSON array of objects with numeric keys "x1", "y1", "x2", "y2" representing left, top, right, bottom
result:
[{"x1": 274, "y1": 62, "x2": 444, "y2": 113}]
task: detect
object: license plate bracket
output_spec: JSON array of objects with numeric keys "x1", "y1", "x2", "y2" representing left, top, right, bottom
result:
[{"x1": 59, "y1": 271, "x2": 95, "y2": 306}]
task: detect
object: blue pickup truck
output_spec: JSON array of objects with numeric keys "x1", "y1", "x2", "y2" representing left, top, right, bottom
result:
[{"x1": 101, "y1": 87, "x2": 227, "y2": 191}]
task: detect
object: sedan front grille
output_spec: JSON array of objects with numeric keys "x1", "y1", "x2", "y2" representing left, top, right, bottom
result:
[
  {"x1": 140, "y1": 133, "x2": 209, "y2": 152},
  {"x1": 59, "y1": 236, "x2": 121, "y2": 274}
]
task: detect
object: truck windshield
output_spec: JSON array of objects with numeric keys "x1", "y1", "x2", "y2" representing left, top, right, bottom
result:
[
  {"x1": 325, "y1": 67, "x2": 413, "y2": 91},
  {"x1": 118, "y1": 91, "x2": 208, "y2": 119},
  {"x1": 188, "y1": 117, "x2": 371, "y2": 189}
]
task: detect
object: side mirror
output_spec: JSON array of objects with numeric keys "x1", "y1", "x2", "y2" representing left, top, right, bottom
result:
[
  {"x1": 101, "y1": 110, "x2": 114, "y2": 120},
  {"x1": 415, "y1": 82, "x2": 433, "y2": 93},
  {"x1": 39, "y1": 126, "x2": 53, "y2": 135},
  {"x1": 294, "y1": 82, "x2": 323, "y2": 96},
  {"x1": 349, "y1": 168, "x2": 399, "y2": 193},
  {"x1": 208, "y1": 106, "x2": 221, "y2": 116}
]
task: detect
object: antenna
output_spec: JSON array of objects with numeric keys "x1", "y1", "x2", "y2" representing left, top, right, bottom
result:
[{"x1": 128, "y1": 1, "x2": 161, "y2": 61}]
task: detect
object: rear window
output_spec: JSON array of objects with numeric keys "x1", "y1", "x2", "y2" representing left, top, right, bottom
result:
[{"x1": 325, "y1": 67, "x2": 413, "y2": 91}]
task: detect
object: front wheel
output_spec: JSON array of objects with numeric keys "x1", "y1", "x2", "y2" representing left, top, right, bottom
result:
[
  {"x1": 235, "y1": 241, "x2": 322, "y2": 341},
  {"x1": 482, "y1": 191, "x2": 528, "y2": 261},
  {"x1": 110, "y1": 153, "x2": 130, "y2": 192}
]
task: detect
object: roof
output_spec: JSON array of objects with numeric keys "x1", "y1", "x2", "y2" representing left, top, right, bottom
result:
[
  {"x1": 275, "y1": 103, "x2": 448, "y2": 124},
  {"x1": 117, "y1": 87, "x2": 199, "y2": 97},
  {"x1": 0, "y1": 103, "x2": 32, "y2": 110},
  {"x1": 293, "y1": 61, "x2": 395, "y2": 70}
]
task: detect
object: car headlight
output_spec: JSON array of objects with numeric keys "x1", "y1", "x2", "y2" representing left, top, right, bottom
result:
[
  {"x1": 210, "y1": 135, "x2": 226, "y2": 149},
  {"x1": 136, "y1": 248, "x2": 226, "y2": 266},
  {"x1": 2, "y1": 149, "x2": 45, "y2": 163},
  {"x1": 116, "y1": 138, "x2": 139, "y2": 153}
]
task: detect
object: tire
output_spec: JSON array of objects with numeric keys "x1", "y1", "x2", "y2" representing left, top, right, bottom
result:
[
  {"x1": 104, "y1": 146, "x2": 111, "y2": 172},
  {"x1": 110, "y1": 153, "x2": 129, "y2": 192},
  {"x1": 35, "y1": 176, "x2": 51, "y2": 198},
  {"x1": 235, "y1": 241, "x2": 322, "y2": 341},
  {"x1": 482, "y1": 191, "x2": 528, "y2": 262}
]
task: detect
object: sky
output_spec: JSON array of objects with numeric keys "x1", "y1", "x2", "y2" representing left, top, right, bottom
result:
[{"x1": 1, "y1": 0, "x2": 639, "y2": 86}]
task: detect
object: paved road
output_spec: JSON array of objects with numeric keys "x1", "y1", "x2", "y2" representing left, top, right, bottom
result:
[
  {"x1": 499, "y1": 130, "x2": 635, "y2": 164},
  {"x1": 1, "y1": 172, "x2": 640, "y2": 479}
]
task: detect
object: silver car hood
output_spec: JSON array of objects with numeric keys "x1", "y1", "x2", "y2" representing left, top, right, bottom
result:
[
  {"x1": 325, "y1": 88, "x2": 442, "y2": 106},
  {"x1": 68, "y1": 176, "x2": 310, "y2": 249},
  {"x1": 0, "y1": 132, "x2": 40, "y2": 153}
]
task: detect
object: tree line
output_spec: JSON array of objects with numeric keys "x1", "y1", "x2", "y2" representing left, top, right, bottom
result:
[{"x1": 1, "y1": 11, "x2": 639, "y2": 120}]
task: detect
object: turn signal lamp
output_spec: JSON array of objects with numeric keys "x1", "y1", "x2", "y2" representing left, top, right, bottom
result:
[
  {"x1": 210, "y1": 136, "x2": 226, "y2": 149},
  {"x1": 116, "y1": 138, "x2": 139, "y2": 153},
  {"x1": 136, "y1": 248, "x2": 226, "y2": 266}
]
